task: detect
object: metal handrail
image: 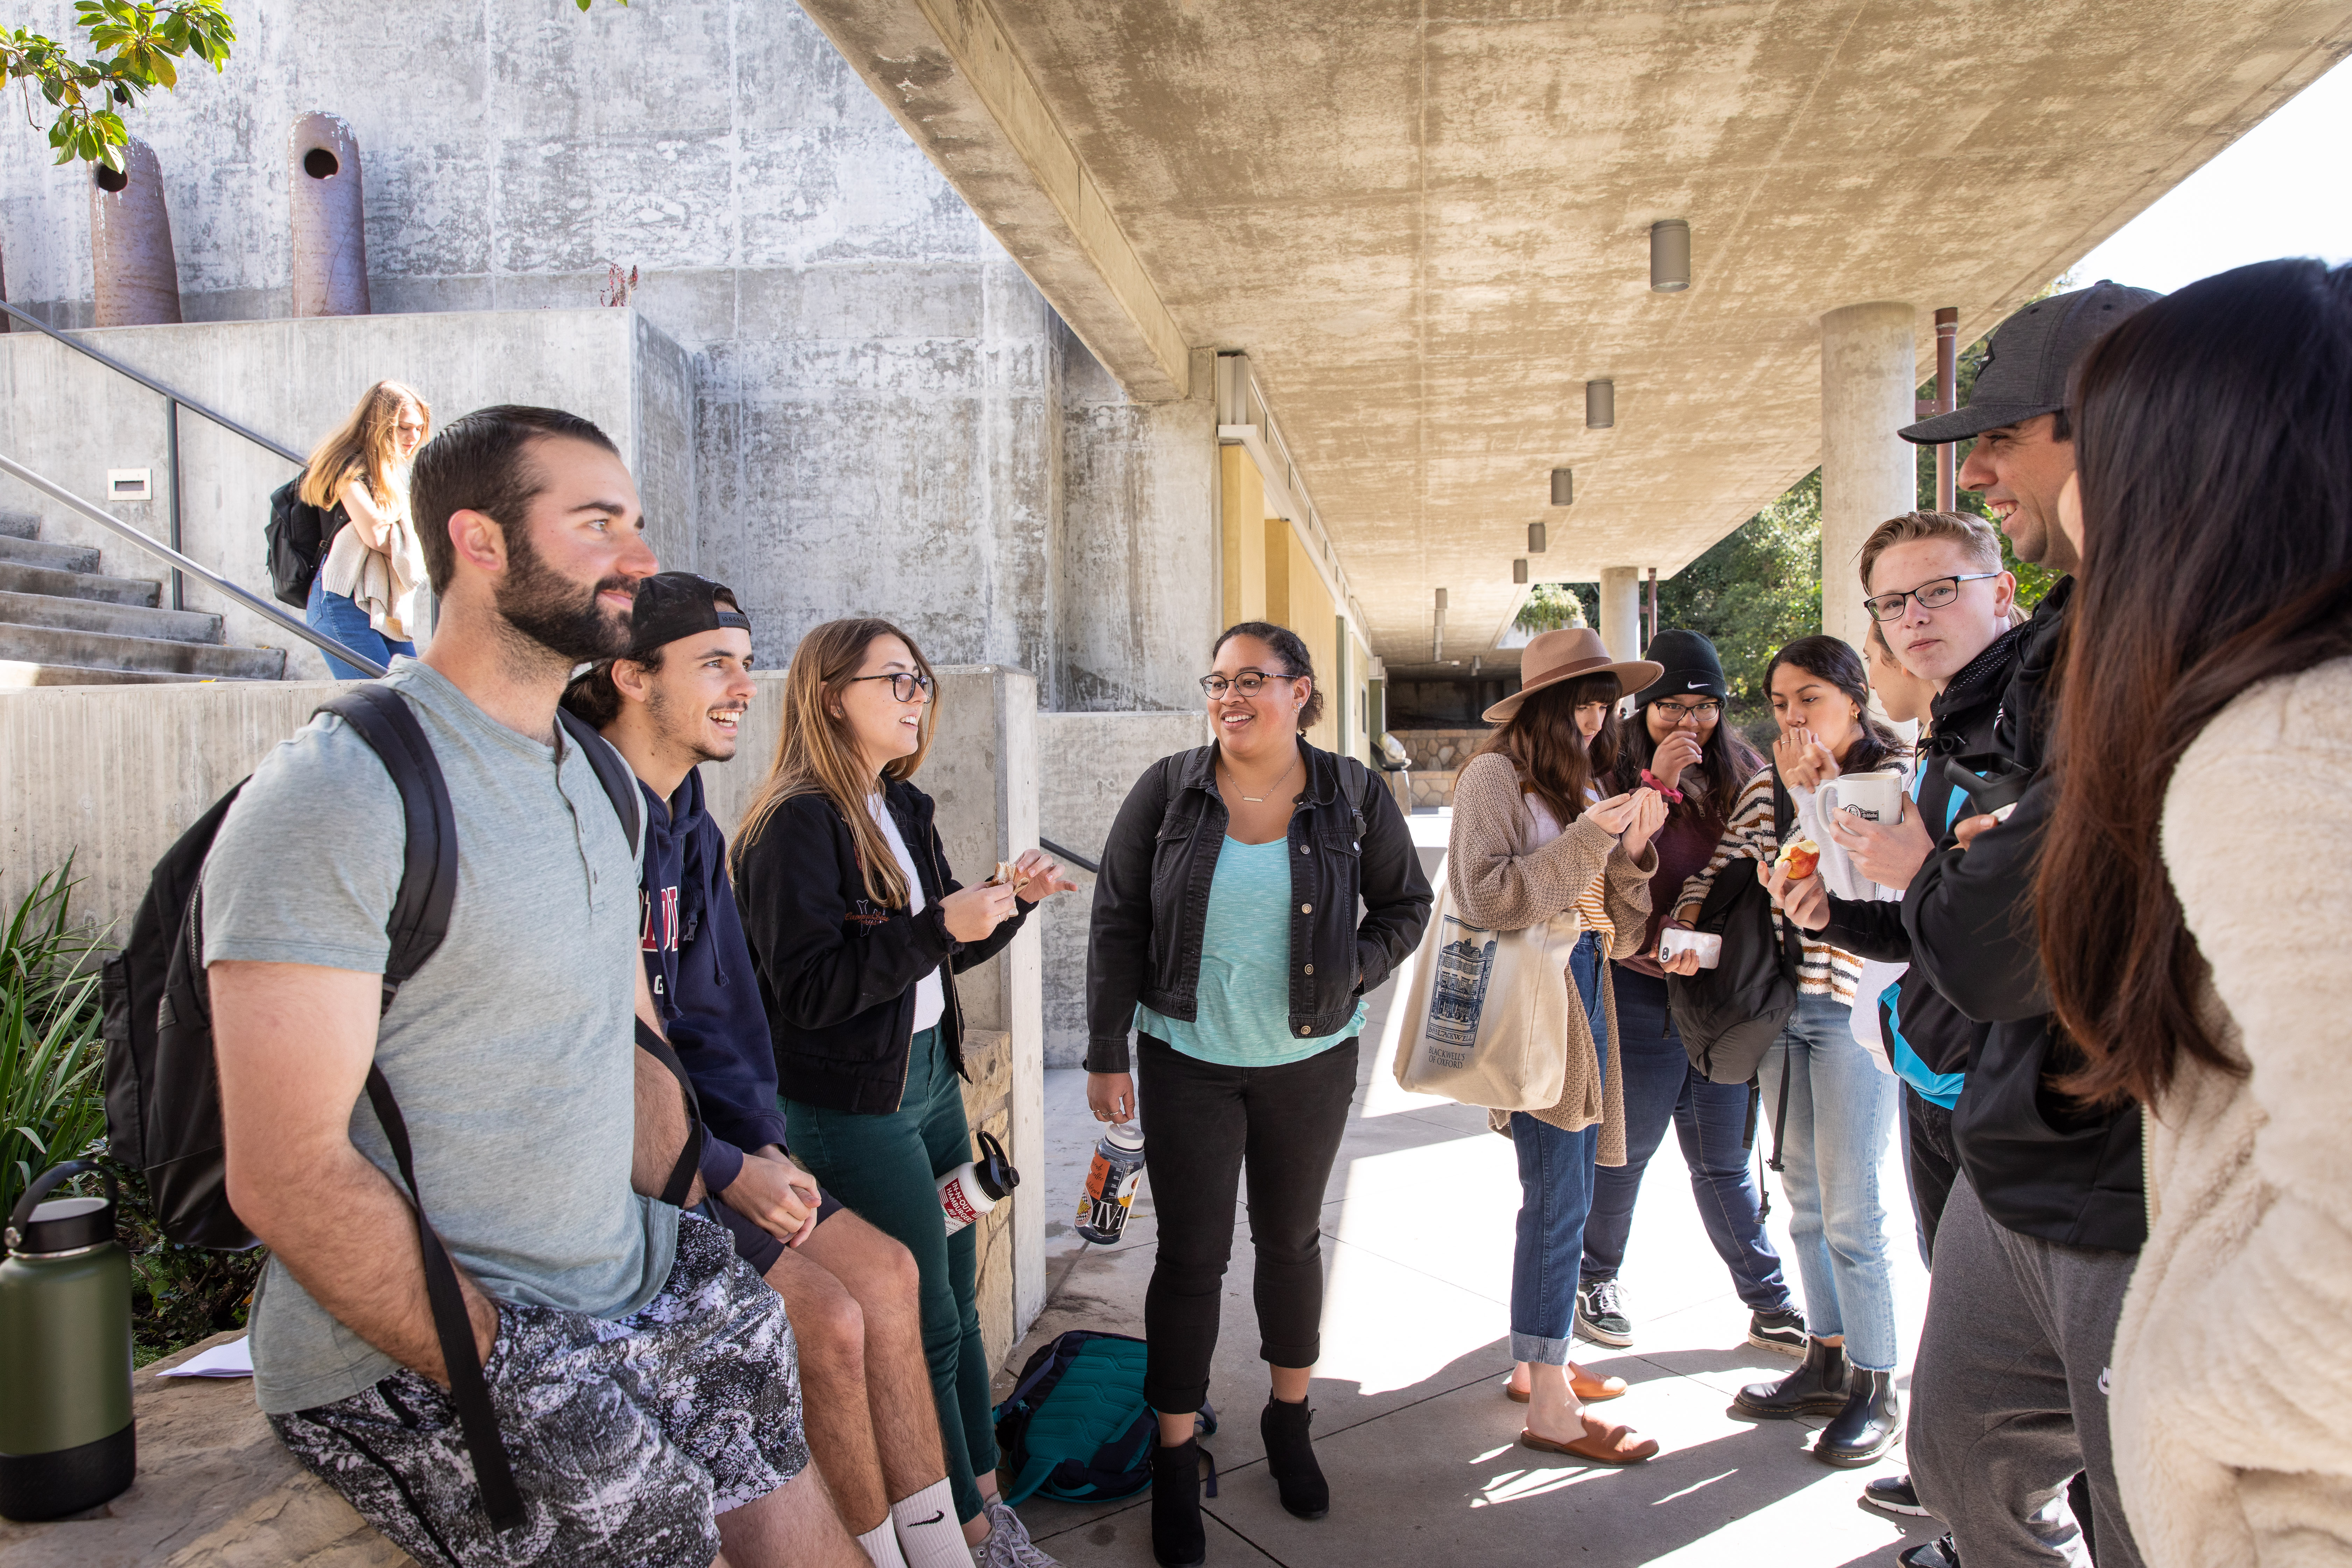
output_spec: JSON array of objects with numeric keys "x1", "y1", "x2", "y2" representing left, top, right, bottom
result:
[
  {"x1": 1, "y1": 298, "x2": 306, "y2": 612},
  {"x1": 1038, "y1": 836, "x2": 1100, "y2": 875},
  {"x1": 0, "y1": 453, "x2": 387, "y2": 678}
]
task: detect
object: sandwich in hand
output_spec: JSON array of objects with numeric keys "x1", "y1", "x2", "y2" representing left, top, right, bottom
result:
[{"x1": 985, "y1": 860, "x2": 1021, "y2": 888}]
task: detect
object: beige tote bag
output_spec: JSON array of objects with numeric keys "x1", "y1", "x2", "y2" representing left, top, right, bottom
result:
[{"x1": 1391, "y1": 874, "x2": 1581, "y2": 1111}]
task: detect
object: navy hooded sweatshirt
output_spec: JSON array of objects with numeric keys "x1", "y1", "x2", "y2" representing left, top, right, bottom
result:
[{"x1": 638, "y1": 765, "x2": 787, "y2": 1195}]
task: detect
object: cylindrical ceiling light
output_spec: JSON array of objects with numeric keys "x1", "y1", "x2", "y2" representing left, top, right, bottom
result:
[
  {"x1": 1513, "y1": 558, "x2": 1529, "y2": 584},
  {"x1": 1549, "y1": 468, "x2": 1573, "y2": 506},
  {"x1": 1586, "y1": 380, "x2": 1615, "y2": 429},
  {"x1": 1528, "y1": 520, "x2": 1547, "y2": 553},
  {"x1": 1650, "y1": 219, "x2": 1691, "y2": 292},
  {"x1": 1433, "y1": 587, "x2": 1448, "y2": 620}
]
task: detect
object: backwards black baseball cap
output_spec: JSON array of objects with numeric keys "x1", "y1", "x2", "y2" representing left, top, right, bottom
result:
[
  {"x1": 1899, "y1": 280, "x2": 2162, "y2": 446},
  {"x1": 626, "y1": 572, "x2": 751, "y2": 660}
]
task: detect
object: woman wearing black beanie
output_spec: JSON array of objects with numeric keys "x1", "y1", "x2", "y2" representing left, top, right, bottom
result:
[{"x1": 1579, "y1": 631, "x2": 1806, "y2": 1356}]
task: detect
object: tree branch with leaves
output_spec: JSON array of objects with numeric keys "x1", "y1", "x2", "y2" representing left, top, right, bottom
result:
[{"x1": 3, "y1": 1, "x2": 234, "y2": 171}]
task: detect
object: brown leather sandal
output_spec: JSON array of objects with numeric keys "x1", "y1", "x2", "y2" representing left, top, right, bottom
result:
[
  {"x1": 1505, "y1": 1364, "x2": 1628, "y2": 1403},
  {"x1": 1519, "y1": 1414, "x2": 1659, "y2": 1466}
]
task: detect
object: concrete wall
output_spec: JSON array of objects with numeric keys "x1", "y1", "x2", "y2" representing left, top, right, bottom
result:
[
  {"x1": 0, "y1": 310, "x2": 693, "y2": 677},
  {"x1": 1033, "y1": 710, "x2": 1209, "y2": 1067},
  {"x1": 0, "y1": 0, "x2": 1214, "y2": 707},
  {"x1": 0, "y1": 664, "x2": 1049, "y2": 1365}
]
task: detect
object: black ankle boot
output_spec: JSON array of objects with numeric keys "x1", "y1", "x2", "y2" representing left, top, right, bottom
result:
[
  {"x1": 1152, "y1": 1438, "x2": 1211, "y2": 1566},
  {"x1": 1814, "y1": 1368, "x2": 1902, "y2": 1466},
  {"x1": 1733, "y1": 1336, "x2": 1850, "y2": 1418},
  {"x1": 1260, "y1": 1397, "x2": 1329, "y2": 1520}
]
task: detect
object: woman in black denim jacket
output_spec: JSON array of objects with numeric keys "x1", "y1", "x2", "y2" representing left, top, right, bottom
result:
[{"x1": 1084, "y1": 622, "x2": 1430, "y2": 1567}]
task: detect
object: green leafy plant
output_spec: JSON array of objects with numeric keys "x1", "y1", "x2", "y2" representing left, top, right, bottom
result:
[
  {"x1": 1513, "y1": 582, "x2": 1587, "y2": 632},
  {"x1": 1, "y1": 860, "x2": 110, "y2": 1219},
  {"x1": 2, "y1": 1, "x2": 236, "y2": 170}
]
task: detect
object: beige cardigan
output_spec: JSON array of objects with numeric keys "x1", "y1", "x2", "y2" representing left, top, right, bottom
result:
[
  {"x1": 1446, "y1": 752, "x2": 1657, "y2": 1161},
  {"x1": 2111, "y1": 656, "x2": 2352, "y2": 1565}
]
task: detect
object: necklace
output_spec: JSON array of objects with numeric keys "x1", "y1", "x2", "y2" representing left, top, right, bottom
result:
[{"x1": 1221, "y1": 750, "x2": 1299, "y2": 804}]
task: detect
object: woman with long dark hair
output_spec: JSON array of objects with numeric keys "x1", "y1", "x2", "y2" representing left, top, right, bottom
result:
[
  {"x1": 1450, "y1": 628, "x2": 1669, "y2": 1466},
  {"x1": 1576, "y1": 631, "x2": 1805, "y2": 1358},
  {"x1": 732, "y1": 617, "x2": 1079, "y2": 1567},
  {"x1": 2035, "y1": 258, "x2": 2352, "y2": 1563},
  {"x1": 1667, "y1": 634, "x2": 1910, "y2": 1466},
  {"x1": 1085, "y1": 621, "x2": 1430, "y2": 1566}
]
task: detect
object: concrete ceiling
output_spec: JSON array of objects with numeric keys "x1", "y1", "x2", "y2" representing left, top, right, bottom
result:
[{"x1": 798, "y1": 0, "x2": 2352, "y2": 671}]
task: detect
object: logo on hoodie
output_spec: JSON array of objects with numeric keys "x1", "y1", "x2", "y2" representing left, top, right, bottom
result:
[{"x1": 642, "y1": 884, "x2": 679, "y2": 954}]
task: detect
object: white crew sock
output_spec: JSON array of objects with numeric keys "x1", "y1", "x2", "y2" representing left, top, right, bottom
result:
[
  {"x1": 855, "y1": 1519, "x2": 910, "y2": 1568},
  {"x1": 891, "y1": 1479, "x2": 968, "y2": 1568}
]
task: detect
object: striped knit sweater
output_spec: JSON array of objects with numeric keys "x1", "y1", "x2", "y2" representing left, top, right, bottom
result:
[{"x1": 1672, "y1": 766, "x2": 1867, "y2": 1006}]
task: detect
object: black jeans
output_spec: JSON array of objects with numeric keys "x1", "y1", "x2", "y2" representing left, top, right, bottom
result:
[
  {"x1": 1135, "y1": 1032, "x2": 1360, "y2": 1415},
  {"x1": 1902, "y1": 1083, "x2": 1960, "y2": 1267}
]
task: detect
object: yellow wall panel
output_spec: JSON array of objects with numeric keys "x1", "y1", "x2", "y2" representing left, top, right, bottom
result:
[{"x1": 1219, "y1": 446, "x2": 1266, "y2": 627}]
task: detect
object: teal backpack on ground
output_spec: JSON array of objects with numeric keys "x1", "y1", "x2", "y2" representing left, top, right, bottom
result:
[{"x1": 992, "y1": 1331, "x2": 1217, "y2": 1505}]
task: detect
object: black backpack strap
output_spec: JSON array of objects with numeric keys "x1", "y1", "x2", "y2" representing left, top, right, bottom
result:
[
  {"x1": 1339, "y1": 755, "x2": 1372, "y2": 833},
  {"x1": 318, "y1": 688, "x2": 457, "y2": 1011},
  {"x1": 319, "y1": 688, "x2": 522, "y2": 1531},
  {"x1": 363, "y1": 1066, "x2": 526, "y2": 1532},
  {"x1": 635, "y1": 1018, "x2": 706, "y2": 1208},
  {"x1": 557, "y1": 709, "x2": 642, "y2": 859}
]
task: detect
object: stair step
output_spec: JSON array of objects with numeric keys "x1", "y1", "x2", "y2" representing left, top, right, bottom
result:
[
  {"x1": 0, "y1": 588, "x2": 222, "y2": 645},
  {"x1": 0, "y1": 533, "x2": 102, "y2": 573},
  {"x1": 0, "y1": 512, "x2": 36, "y2": 541},
  {"x1": 0, "y1": 623, "x2": 285, "y2": 679},
  {"x1": 0, "y1": 659, "x2": 254, "y2": 688},
  {"x1": 0, "y1": 559, "x2": 161, "y2": 607}
]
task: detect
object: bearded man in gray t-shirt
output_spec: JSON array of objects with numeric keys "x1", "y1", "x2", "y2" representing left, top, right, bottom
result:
[{"x1": 204, "y1": 407, "x2": 863, "y2": 1568}]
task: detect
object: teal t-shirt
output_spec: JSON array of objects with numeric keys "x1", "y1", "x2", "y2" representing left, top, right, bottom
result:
[{"x1": 1136, "y1": 835, "x2": 1367, "y2": 1067}]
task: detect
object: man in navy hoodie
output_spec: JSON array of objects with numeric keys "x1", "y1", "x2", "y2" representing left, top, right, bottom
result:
[{"x1": 564, "y1": 575, "x2": 977, "y2": 1568}]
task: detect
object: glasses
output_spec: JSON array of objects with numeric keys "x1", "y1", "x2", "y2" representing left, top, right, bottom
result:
[
  {"x1": 846, "y1": 671, "x2": 933, "y2": 702},
  {"x1": 1864, "y1": 573, "x2": 2000, "y2": 622},
  {"x1": 1199, "y1": 669, "x2": 1300, "y2": 699},
  {"x1": 1652, "y1": 699, "x2": 1722, "y2": 723}
]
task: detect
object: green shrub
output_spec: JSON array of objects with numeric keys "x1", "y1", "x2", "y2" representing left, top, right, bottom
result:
[{"x1": 1, "y1": 861, "x2": 265, "y2": 1364}]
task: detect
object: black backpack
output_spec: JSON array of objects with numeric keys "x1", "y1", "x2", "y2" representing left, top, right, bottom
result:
[
  {"x1": 264, "y1": 475, "x2": 348, "y2": 609},
  {"x1": 100, "y1": 684, "x2": 703, "y2": 1532}
]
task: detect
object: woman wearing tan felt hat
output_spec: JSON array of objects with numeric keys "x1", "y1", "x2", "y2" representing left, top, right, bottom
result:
[
  {"x1": 1448, "y1": 624, "x2": 1672, "y2": 1464},
  {"x1": 1481, "y1": 628, "x2": 1664, "y2": 724}
]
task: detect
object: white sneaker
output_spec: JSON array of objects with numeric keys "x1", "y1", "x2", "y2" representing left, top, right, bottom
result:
[{"x1": 974, "y1": 1499, "x2": 1061, "y2": 1568}]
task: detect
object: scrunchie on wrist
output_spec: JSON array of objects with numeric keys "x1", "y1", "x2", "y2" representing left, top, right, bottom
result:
[{"x1": 1639, "y1": 769, "x2": 1686, "y2": 804}]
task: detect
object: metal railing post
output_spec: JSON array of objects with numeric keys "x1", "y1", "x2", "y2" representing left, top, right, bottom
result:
[{"x1": 165, "y1": 399, "x2": 184, "y2": 610}]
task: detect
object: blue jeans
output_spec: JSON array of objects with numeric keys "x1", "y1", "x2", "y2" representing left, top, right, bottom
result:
[
  {"x1": 306, "y1": 574, "x2": 412, "y2": 680},
  {"x1": 1508, "y1": 931, "x2": 1608, "y2": 1365},
  {"x1": 1760, "y1": 990, "x2": 1900, "y2": 1371},
  {"x1": 1582, "y1": 964, "x2": 1794, "y2": 1313}
]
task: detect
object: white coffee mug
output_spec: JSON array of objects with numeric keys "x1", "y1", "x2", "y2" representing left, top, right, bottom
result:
[{"x1": 1820, "y1": 770, "x2": 1904, "y2": 825}]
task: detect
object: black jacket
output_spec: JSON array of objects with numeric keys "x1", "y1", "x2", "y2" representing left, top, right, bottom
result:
[
  {"x1": 734, "y1": 776, "x2": 1032, "y2": 1115},
  {"x1": 1899, "y1": 578, "x2": 2147, "y2": 1253},
  {"x1": 1820, "y1": 624, "x2": 2024, "y2": 1080},
  {"x1": 1084, "y1": 741, "x2": 1433, "y2": 1073}
]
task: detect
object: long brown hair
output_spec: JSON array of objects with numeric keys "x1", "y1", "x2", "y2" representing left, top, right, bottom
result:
[
  {"x1": 300, "y1": 379, "x2": 430, "y2": 510},
  {"x1": 733, "y1": 617, "x2": 940, "y2": 908},
  {"x1": 2041, "y1": 259, "x2": 2352, "y2": 1107},
  {"x1": 1476, "y1": 674, "x2": 1620, "y2": 827}
]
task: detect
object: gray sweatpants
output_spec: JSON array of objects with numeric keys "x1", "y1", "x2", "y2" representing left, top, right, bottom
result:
[{"x1": 1908, "y1": 1174, "x2": 2144, "y2": 1568}]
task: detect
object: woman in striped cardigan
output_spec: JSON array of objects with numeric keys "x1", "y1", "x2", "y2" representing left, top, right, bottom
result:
[{"x1": 1664, "y1": 634, "x2": 1910, "y2": 1467}]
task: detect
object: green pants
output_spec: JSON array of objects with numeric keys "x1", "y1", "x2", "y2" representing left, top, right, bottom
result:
[{"x1": 782, "y1": 1026, "x2": 997, "y2": 1524}]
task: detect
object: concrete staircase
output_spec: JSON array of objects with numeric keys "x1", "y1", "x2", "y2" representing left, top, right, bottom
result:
[{"x1": 0, "y1": 511, "x2": 288, "y2": 686}]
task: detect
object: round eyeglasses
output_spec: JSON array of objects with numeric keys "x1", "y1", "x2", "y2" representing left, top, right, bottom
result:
[
  {"x1": 1199, "y1": 670, "x2": 1299, "y2": 699},
  {"x1": 1652, "y1": 699, "x2": 1722, "y2": 723},
  {"x1": 1864, "y1": 573, "x2": 2000, "y2": 622},
  {"x1": 846, "y1": 671, "x2": 933, "y2": 702}
]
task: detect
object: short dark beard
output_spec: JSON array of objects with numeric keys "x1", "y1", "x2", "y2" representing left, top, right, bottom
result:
[
  {"x1": 644, "y1": 683, "x2": 738, "y2": 768},
  {"x1": 493, "y1": 522, "x2": 632, "y2": 665}
]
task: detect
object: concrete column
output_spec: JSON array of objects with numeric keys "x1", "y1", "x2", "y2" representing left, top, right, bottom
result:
[
  {"x1": 1598, "y1": 567, "x2": 1643, "y2": 662},
  {"x1": 1820, "y1": 303, "x2": 1918, "y2": 652}
]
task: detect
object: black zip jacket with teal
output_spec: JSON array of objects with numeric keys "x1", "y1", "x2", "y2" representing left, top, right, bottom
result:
[
  {"x1": 733, "y1": 776, "x2": 1031, "y2": 1115},
  {"x1": 1084, "y1": 740, "x2": 1433, "y2": 1074}
]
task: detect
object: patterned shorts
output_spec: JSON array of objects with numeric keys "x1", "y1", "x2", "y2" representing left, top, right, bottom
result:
[{"x1": 271, "y1": 1213, "x2": 806, "y2": 1568}]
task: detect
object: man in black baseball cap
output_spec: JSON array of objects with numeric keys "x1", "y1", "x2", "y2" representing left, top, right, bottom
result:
[
  {"x1": 563, "y1": 576, "x2": 985, "y2": 1568},
  {"x1": 1885, "y1": 286, "x2": 2161, "y2": 1568},
  {"x1": 1900, "y1": 280, "x2": 2159, "y2": 578}
]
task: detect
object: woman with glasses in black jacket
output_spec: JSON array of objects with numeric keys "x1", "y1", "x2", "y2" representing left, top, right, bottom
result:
[{"x1": 1085, "y1": 621, "x2": 1432, "y2": 1567}]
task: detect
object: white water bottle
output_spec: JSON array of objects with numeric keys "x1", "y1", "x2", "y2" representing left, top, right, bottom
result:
[{"x1": 939, "y1": 1129, "x2": 1019, "y2": 1236}]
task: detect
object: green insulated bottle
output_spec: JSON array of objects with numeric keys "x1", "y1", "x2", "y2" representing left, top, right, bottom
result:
[{"x1": 0, "y1": 1160, "x2": 135, "y2": 1521}]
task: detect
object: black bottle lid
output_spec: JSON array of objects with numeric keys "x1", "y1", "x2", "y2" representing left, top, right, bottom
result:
[{"x1": 6, "y1": 1162, "x2": 118, "y2": 1256}]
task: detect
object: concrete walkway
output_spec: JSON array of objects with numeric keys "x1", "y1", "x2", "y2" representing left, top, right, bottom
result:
[{"x1": 1002, "y1": 814, "x2": 1939, "y2": 1567}]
